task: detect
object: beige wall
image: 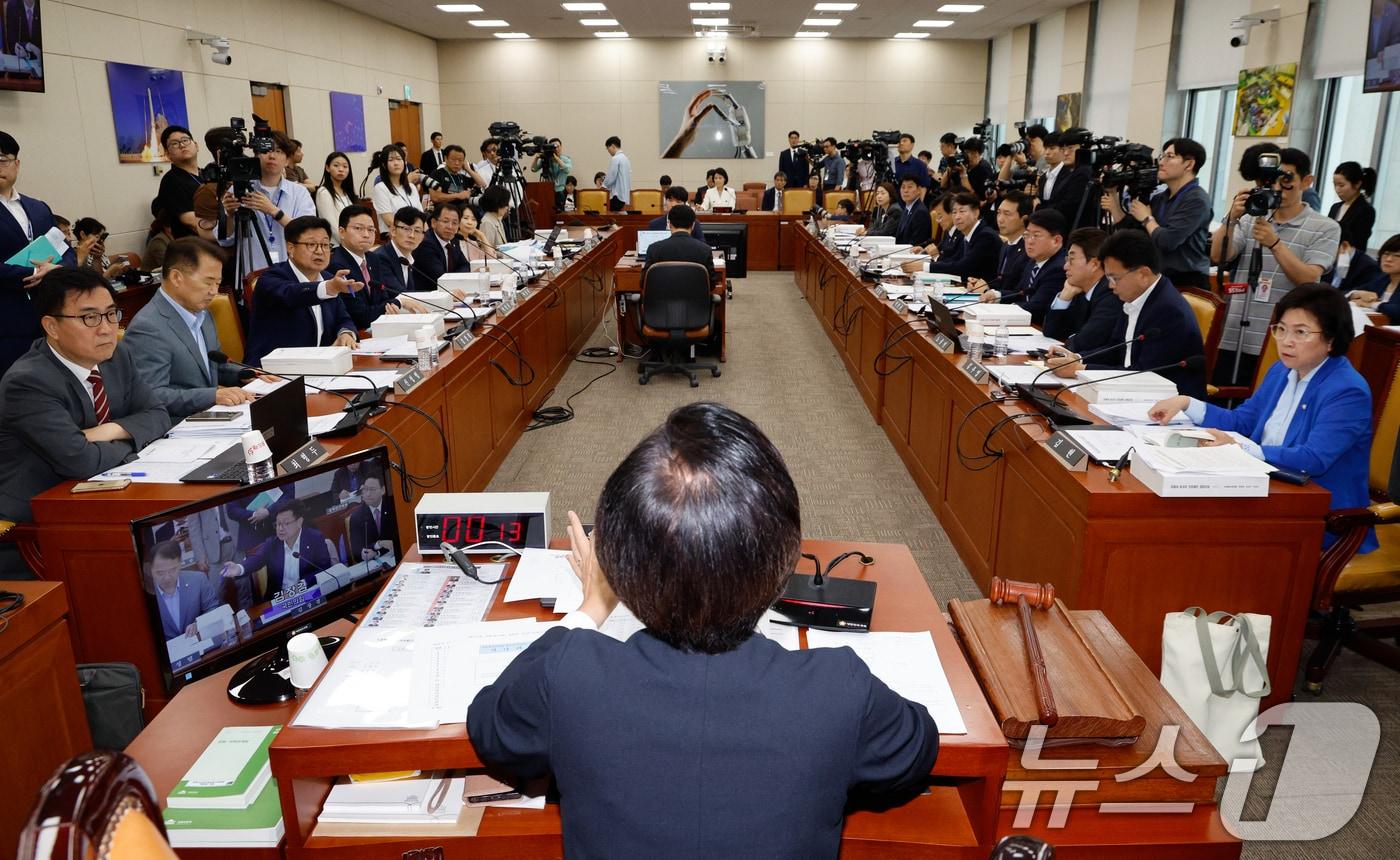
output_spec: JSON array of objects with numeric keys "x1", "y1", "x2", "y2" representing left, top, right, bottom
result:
[
  {"x1": 0, "y1": 0, "x2": 441, "y2": 256},
  {"x1": 436, "y1": 37, "x2": 988, "y2": 193}
]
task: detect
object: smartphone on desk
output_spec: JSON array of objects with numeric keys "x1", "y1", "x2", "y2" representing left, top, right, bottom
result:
[
  {"x1": 71, "y1": 478, "x2": 131, "y2": 493},
  {"x1": 186, "y1": 411, "x2": 241, "y2": 422}
]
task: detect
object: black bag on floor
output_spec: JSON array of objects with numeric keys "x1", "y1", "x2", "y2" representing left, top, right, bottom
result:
[{"x1": 77, "y1": 662, "x2": 145, "y2": 750}]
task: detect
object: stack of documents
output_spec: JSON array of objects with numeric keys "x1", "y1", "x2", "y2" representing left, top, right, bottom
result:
[
  {"x1": 163, "y1": 726, "x2": 284, "y2": 848},
  {"x1": 370, "y1": 313, "x2": 447, "y2": 339},
  {"x1": 1088, "y1": 402, "x2": 1192, "y2": 426},
  {"x1": 1131, "y1": 444, "x2": 1274, "y2": 497},
  {"x1": 166, "y1": 404, "x2": 252, "y2": 438},
  {"x1": 261, "y1": 347, "x2": 353, "y2": 376},
  {"x1": 986, "y1": 365, "x2": 1066, "y2": 388},
  {"x1": 1074, "y1": 370, "x2": 1179, "y2": 404},
  {"x1": 961, "y1": 304, "x2": 1032, "y2": 326},
  {"x1": 91, "y1": 434, "x2": 238, "y2": 483},
  {"x1": 319, "y1": 774, "x2": 468, "y2": 825},
  {"x1": 353, "y1": 335, "x2": 448, "y2": 361},
  {"x1": 243, "y1": 370, "x2": 404, "y2": 396}
]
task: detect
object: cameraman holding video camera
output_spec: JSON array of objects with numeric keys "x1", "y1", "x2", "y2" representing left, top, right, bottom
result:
[
  {"x1": 943, "y1": 136, "x2": 995, "y2": 203},
  {"x1": 996, "y1": 123, "x2": 1048, "y2": 186},
  {"x1": 1102, "y1": 137, "x2": 1213, "y2": 288},
  {"x1": 1209, "y1": 147, "x2": 1340, "y2": 383},
  {"x1": 215, "y1": 127, "x2": 315, "y2": 271}
]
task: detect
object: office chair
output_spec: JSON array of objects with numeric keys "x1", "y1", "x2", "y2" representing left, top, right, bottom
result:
[
  {"x1": 734, "y1": 190, "x2": 762, "y2": 211},
  {"x1": 1181, "y1": 287, "x2": 1226, "y2": 379},
  {"x1": 630, "y1": 189, "x2": 662, "y2": 214},
  {"x1": 577, "y1": 189, "x2": 609, "y2": 214},
  {"x1": 19, "y1": 751, "x2": 177, "y2": 860},
  {"x1": 781, "y1": 189, "x2": 815, "y2": 215},
  {"x1": 635, "y1": 261, "x2": 721, "y2": 388},
  {"x1": 209, "y1": 293, "x2": 246, "y2": 363}
]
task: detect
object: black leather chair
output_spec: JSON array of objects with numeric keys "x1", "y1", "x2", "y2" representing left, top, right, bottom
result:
[
  {"x1": 20, "y1": 751, "x2": 176, "y2": 859},
  {"x1": 635, "y1": 261, "x2": 721, "y2": 387}
]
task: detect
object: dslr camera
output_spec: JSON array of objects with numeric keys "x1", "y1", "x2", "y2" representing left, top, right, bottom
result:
[
  {"x1": 199, "y1": 115, "x2": 275, "y2": 197},
  {"x1": 1004, "y1": 121, "x2": 1031, "y2": 156},
  {"x1": 1245, "y1": 152, "x2": 1284, "y2": 216}
]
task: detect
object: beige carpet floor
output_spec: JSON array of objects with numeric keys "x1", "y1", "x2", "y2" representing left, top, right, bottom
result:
[{"x1": 487, "y1": 270, "x2": 1393, "y2": 857}]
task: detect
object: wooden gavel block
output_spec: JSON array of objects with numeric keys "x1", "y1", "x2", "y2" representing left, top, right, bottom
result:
[{"x1": 990, "y1": 576, "x2": 1058, "y2": 726}]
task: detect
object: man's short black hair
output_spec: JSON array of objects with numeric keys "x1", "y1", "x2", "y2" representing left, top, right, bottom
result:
[
  {"x1": 480, "y1": 138, "x2": 497, "y2": 154},
  {"x1": 1024, "y1": 124, "x2": 1049, "y2": 141},
  {"x1": 1239, "y1": 142, "x2": 1281, "y2": 182},
  {"x1": 1163, "y1": 137, "x2": 1207, "y2": 175},
  {"x1": 1068, "y1": 227, "x2": 1107, "y2": 260},
  {"x1": 996, "y1": 143, "x2": 1013, "y2": 158},
  {"x1": 549, "y1": 137, "x2": 562, "y2": 146},
  {"x1": 266, "y1": 130, "x2": 296, "y2": 157},
  {"x1": 664, "y1": 186, "x2": 690, "y2": 203},
  {"x1": 480, "y1": 186, "x2": 511, "y2": 212},
  {"x1": 430, "y1": 204, "x2": 460, "y2": 222},
  {"x1": 273, "y1": 498, "x2": 305, "y2": 521},
  {"x1": 285, "y1": 216, "x2": 333, "y2": 245},
  {"x1": 430, "y1": 131, "x2": 443, "y2": 140},
  {"x1": 393, "y1": 206, "x2": 428, "y2": 228},
  {"x1": 339, "y1": 204, "x2": 375, "y2": 229},
  {"x1": 1274, "y1": 284, "x2": 1354, "y2": 357},
  {"x1": 1043, "y1": 131, "x2": 1061, "y2": 147},
  {"x1": 565, "y1": 175, "x2": 578, "y2": 187},
  {"x1": 33, "y1": 267, "x2": 116, "y2": 318},
  {"x1": 595, "y1": 403, "x2": 801, "y2": 654},
  {"x1": 660, "y1": 174, "x2": 672, "y2": 185},
  {"x1": 443, "y1": 144, "x2": 465, "y2": 158},
  {"x1": 836, "y1": 199, "x2": 856, "y2": 214},
  {"x1": 900, "y1": 175, "x2": 922, "y2": 187},
  {"x1": 918, "y1": 149, "x2": 933, "y2": 160},
  {"x1": 960, "y1": 137, "x2": 985, "y2": 154},
  {"x1": 151, "y1": 540, "x2": 183, "y2": 564},
  {"x1": 788, "y1": 130, "x2": 800, "y2": 138},
  {"x1": 1027, "y1": 207, "x2": 1068, "y2": 239},
  {"x1": 0, "y1": 130, "x2": 18, "y2": 156},
  {"x1": 705, "y1": 168, "x2": 717, "y2": 180},
  {"x1": 1279, "y1": 147, "x2": 1313, "y2": 179},
  {"x1": 667, "y1": 204, "x2": 697, "y2": 230},
  {"x1": 605, "y1": 135, "x2": 622, "y2": 149},
  {"x1": 951, "y1": 192, "x2": 981, "y2": 211},
  {"x1": 773, "y1": 171, "x2": 785, "y2": 180},
  {"x1": 161, "y1": 236, "x2": 225, "y2": 281},
  {"x1": 900, "y1": 133, "x2": 915, "y2": 144},
  {"x1": 824, "y1": 136, "x2": 838, "y2": 147},
  {"x1": 1000, "y1": 190, "x2": 1034, "y2": 220},
  {"x1": 939, "y1": 132, "x2": 959, "y2": 146},
  {"x1": 160, "y1": 125, "x2": 192, "y2": 149},
  {"x1": 1098, "y1": 228, "x2": 1161, "y2": 273}
]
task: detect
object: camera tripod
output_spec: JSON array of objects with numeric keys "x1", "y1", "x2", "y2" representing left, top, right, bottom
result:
[
  {"x1": 490, "y1": 158, "x2": 535, "y2": 243},
  {"x1": 223, "y1": 189, "x2": 274, "y2": 318}
]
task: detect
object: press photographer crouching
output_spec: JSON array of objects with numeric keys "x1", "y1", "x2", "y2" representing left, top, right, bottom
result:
[{"x1": 1102, "y1": 137, "x2": 1213, "y2": 289}]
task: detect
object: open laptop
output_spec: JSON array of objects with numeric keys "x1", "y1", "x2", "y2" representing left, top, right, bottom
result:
[
  {"x1": 636, "y1": 230, "x2": 670, "y2": 260},
  {"x1": 540, "y1": 224, "x2": 563, "y2": 256},
  {"x1": 180, "y1": 379, "x2": 310, "y2": 483}
]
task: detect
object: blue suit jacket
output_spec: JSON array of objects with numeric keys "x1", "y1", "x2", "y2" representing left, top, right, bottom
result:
[
  {"x1": 246, "y1": 261, "x2": 358, "y2": 366},
  {"x1": 239, "y1": 525, "x2": 333, "y2": 604},
  {"x1": 1203, "y1": 356, "x2": 1376, "y2": 552},
  {"x1": 1087, "y1": 276, "x2": 1207, "y2": 398},
  {"x1": 894, "y1": 200, "x2": 932, "y2": 247},
  {"x1": 1005, "y1": 247, "x2": 1068, "y2": 325},
  {"x1": 927, "y1": 223, "x2": 1000, "y2": 282},
  {"x1": 157, "y1": 571, "x2": 222, "y2": 639},
  {"x1": 0, "y1": 194, "x2": 78, "y2": 375},
  {"x1": 468, "y1": 627, "x2": 938, "y2": 858}
]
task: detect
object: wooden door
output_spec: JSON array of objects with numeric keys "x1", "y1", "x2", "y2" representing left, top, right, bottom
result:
[
  {"x1": 250, "y1": 83, "x2": 287, "y2": 133},
  {"x1": 388, "y1": 101, "x2": 423, "y2": 166}
]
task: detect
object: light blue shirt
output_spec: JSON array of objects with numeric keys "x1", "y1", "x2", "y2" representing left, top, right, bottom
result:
[
  {"x1": 158, "y1": 288, "x2": 211, "y2": 384},
  {"x1": 1184, "y1": 362, "x2": 1321, "y2": 459},
  {"x1": 603, "y1": 150, "x2": 632, "y2": 203}
]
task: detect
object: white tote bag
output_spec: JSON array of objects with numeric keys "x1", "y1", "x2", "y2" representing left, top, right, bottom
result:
[{"x1": 1160, "y1": 607, "x2": 1272, "y2": 771}]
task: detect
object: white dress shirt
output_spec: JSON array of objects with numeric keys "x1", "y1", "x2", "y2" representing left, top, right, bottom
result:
[
  {"x1": 48, "y1": 344, "x2": 99, "y2": 406},
  {"x1": 281, "y1": 539, "x2": 301, "y2": 593},
  {"x1": 1120, "y1": 276, "x2": 1160, "y2": 366},
  {"x1": 290, "y1": 263, "x2": 339, "y2": 347},
  {"x1": 701, "y1": 186, "x2": 737, "y2": 211},
  {"x1": 1041, "y1": 163, "x2": 1064, "y2": 200},
  {"x1": 0, "y1": 188, "x2": 33, "y2": 239}
]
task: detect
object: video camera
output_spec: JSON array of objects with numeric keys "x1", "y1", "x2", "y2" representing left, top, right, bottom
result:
[
  {"x1": 1075, "y1": 134, "x2": 1159, "y2": 203},
  {"x1": 199, "y1": 115, "x2": 276, "y2": 197},
  {"x1": 1244, "y1": 152, "x2": 1284, "y2": 216},
  {"x1": 996, "y1": 165, "x2": 1040, "y2": 194},
  {"x1": 1004, "y1": 121, "x2": 1033, "y2": 157},
  {"x1": 841, "y1": 132, "x2": 898, "y2": 184},
  {"x1": 488, "y1": 121, "x2": 553, "y2": 163}
]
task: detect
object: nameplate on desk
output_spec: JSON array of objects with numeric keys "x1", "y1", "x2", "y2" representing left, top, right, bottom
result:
[
  {"x1": 961, "y1": 357, "x2": 989, "y2": 384},
  {"x1": 452, "y1": 329, "x2": 476, "y2": 350},
  {"x1": 1045, "y1": 431, "x2": 1090, "y2": 472},
  {"x1": 932, "y1": 331, "x2": 957, "y2": 353},
  {"x1": 395, "y1": 368, "x2": 425, "y2": 394},
  {"x1": 891, "y1": 298, "x2": 908, "y2": 315},
  {"x1": 278, "y1": 440, "x2": 328, "y2": 476},
  {"x1": 499, "y1": 290, "x2": 517, "y2": 315}
]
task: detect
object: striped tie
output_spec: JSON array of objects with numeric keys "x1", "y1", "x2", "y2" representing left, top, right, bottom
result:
[{"x1": 88, "y1": 369, "x2": 111, "y2": 424}]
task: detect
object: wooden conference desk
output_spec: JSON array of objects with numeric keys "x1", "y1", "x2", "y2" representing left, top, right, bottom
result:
[
  {"x1": 126, "y1": 540, "x2": 1239, "y2": 859},
  {"x1": 26, "y1": 227, "x2": 627, "y2": 716},
  {"x1": 613, "y1": 248, "x2": 729, "y2": 362},
  {"x1": 791, "y1": 226, "x2": 1332, "y2": 709},
  {"x1": 571, "y1": 211, "x2": 804, "y2": 271}
]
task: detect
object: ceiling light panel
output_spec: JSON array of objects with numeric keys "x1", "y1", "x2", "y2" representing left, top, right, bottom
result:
[
  {"x1": 893, "y1": 32, "x2": 929, "y2": 39},
  {"x1": 914, "y1": 20, "x2": 954, "y2": 27},
  {"x1": 469, "y1": 19, "x2": 509, "y2": 27},
  {"x1": 561, "y1": 3, "x2": 607, "y2": 11},
  {"x1": 495, "y1": 32, "x2": 531, "y2": 38},
  {"x1": 938, "y1": 4, "x2": 985, "y2": 12},
  {"x1": 814, "y1": 3, "x2": 858, "y2": 11},
  {"x1": 692, "y1": 17, "x2": 729, "y2": 25},
  {"x1": 595, "y1": 31, "x2": 629, "y2": 38},
  {"x1": 802, "y1": 18, "x2": 842, "y2": 26},
  {"x1": 689, "y1": 2, "x2": 730, "y2": 9},
  {"x1": 580, "y1": 18, "x2": 619, "y2": 25},
  {"x1": 795, "y1": 31, "x2": 830, "y2": 38},
  {"x1": 436, "y1": 4, "x2": 484, "y2": 11}
]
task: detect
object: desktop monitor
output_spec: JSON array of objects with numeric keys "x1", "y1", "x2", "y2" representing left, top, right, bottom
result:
[
  {"x1": 703, "y1": 222, "x2": 748, "y2": 279},
  {"x1": 132, "y1": 446, "x2": 400, "y2": 698},
  {"x1": 636, "y1": 230, "x2": 670, "y2": 258}
]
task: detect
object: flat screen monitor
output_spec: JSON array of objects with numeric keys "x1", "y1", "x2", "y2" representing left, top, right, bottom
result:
[
  {"x1": 132, "y1": 446, "x2": 400, "y2": 695},
  {"x1": 703, "y1": 222, "x2": 748, "y2": 279},
  {"x1": 636, "y1": 230, "x2": 669, "y2": 257},
  {"x1": 0, "y1": 0, "x2": 45, "y2": 92}
]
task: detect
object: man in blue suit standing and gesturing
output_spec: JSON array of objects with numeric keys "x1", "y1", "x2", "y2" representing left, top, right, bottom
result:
[
  {"x1": 245, "y1": 216, "x2": 360, "y2": 366},
  {"x1": 0, "y1": 131, "x2": 77, "y2": 376},
  {"x1": 221, "y1": 498, "x2": 335, "y2": 605}
]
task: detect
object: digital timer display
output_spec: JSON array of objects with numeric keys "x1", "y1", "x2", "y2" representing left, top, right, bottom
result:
[{"x1": 416, "y1": 511, "x2": 547, "y2": 550}]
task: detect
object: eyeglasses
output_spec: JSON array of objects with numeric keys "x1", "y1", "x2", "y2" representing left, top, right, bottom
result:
[
  {"x1": 164, "y1": 137, "x2": 195, "y2": 148},
  {"x1": 394, "y1": 226, "x2": 427, "y2": 236},
  {"x1": 1103, "y1": 268, "x2": 1139, "y2": 283},
  {"x1": 293, "y1": 242, "x2": 332, "y2": 252},
  {"x1": 51, "y1": 309, "x2": 123, "y2": 327},
  {"x1": 1270, "y1": 324, "x2": 1323, "y2": 341},
  {"x1": 0, "y1": 155, "x2": 16, "y2": 165}
]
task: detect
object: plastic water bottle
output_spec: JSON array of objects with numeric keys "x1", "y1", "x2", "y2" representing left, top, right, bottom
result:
[
  {"x1": 994, "y1": 322, "x2": 1010, "y2": 359},
  {"x1": 241, "y1": 430, "x2": 275, "y2": 485},
  {"x1": 967, "y1": 321, "x2": 984, "y2": 361},
  {"x1": 415, "y1": 331, "x2": 433, "y2": 373},
  {"x1": 552, "y1": 244, "x2": 563, "y2": 274},
  {"x1": 420, "y1": 326, "x2": 440, "y2": 368}
]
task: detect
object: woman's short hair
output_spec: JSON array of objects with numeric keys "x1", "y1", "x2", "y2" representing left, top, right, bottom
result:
[
  {"x1": 713, "y1": 167, "x2": 728, "y2": 183},
  {"x1": 594, "y1": 403, "x2": 801, "y2": 654},
  {"x1": 1378, "y1": 234, "x2": 1400, "y2": 258},
  {"x1": 479, "y1": 186, "x2": 511, "y2": 213},
  {"x1": 1272, "y1": 284, "x2": 1355, "y2": 357}
]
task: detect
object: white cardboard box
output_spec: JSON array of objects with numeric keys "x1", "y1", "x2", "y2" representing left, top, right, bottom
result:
[
  {"x1": 370, "y1": 313, "x2": 447, "y2": 340},
  {"x1": 260, "y1": 347, "x2": 352, "y2": 376},
  {"x1": 961, "y1": 304, "x2": 1033, "y2": 326},
  {"x1": 1132, "y1": 456, "x2": 1270, "y2": 498}
]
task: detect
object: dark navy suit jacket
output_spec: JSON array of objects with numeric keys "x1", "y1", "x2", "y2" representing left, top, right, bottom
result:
[
  {"x1": 996, "y1": 236, "x2": 1029, "y2": 291},
  {"x1": 778, "y1": 148, "x2": 811, "y2": 187},
  {"x1": 0, "y1": 194, "x2": 77, "y2": 375},
  {"x1": 348, "y1": 496, "x2": 396, "y2": 560},
  {"x1": 1042, "y1": 278, "x2": 1123, "y2": 354},
  {"x1": 894, "y1": 200, "x2": 932, "y2": 247},
  {"x1": 239, "y1": 525, "x2": 333, "y2": 604},
  {"x1": 328, "y1": 246, "x2": 400, "y2": 330},
  {"x1": 646, "y1": 214, "x2": 704, "y2": 241},
  {"x1": 413, "y1": 234, "x2": 469, "y2": 292},
  {"x1": 1004, "y1": 247, "x2": 1068, "y2": 325},
  {"x1": 246, "y1": 261, "x2": 358, "y2": 366},
  {"x1": 1088, "y1": 275, "x2": 1207, "y2": 398},
  {"x1": 468, "y1": 627, "x2": 938, "y2": 858},
  {"x1": 927, "y1": 222, "x2": 1000, "y2": 282}
]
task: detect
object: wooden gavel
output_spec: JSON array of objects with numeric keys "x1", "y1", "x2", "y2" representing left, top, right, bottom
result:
[{"x1": 990, "y1": 576, "x2": 1058, "y2": 727}]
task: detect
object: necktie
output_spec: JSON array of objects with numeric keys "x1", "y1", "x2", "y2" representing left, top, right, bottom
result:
[
  {"x1": 398, "y1": 256, "x2": 410, "y2": 286},
  {"x1": 1028, "y1": 264, "x2": 1041, "y2": 288},
  {"x1": 88, "y1": 369, "x2": 110, "y2": 424},
  {"x1": 373, "y1": 508, "x2": 380, "y2": 530},
  {"x1": 360, "y1": 259, "x2": 371, "y2": 286}
]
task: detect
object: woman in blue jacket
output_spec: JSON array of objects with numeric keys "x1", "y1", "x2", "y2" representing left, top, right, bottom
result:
[{"x1": 1150, "y1": 284, "x2": 1377, "y2": 553}]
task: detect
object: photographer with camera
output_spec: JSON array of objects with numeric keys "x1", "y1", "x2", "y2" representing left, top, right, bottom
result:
[
  {"x1": 996, "y1": 123, "x2": 1049, "y2": 185},
  {"x1": 530, "y1": 137, "x2": 573, "y2": 196},
  {"x1": 818, "y1": 138, "x2": 846, "y2": 192},
  {"x1": 471, "y1": 138, "x2": 500, "y2": 190},
  {"x1": 944, "y1": 138, "x2": 995, "y2": 203},
  {"x1": 1102, "y1": 137, "x2": 1213, "y2": 288},
  {"x1": 216, "y1": 130, "x2": 316, "y2": 272},
  {"x1": 1210, "y1": 147, "x2": 1341, "y2": 384},
  {"x1": 1040, "y1": 128, "x2": 1096, "y2": 228},
  {"x1": 426, "y1": 145, "x2": 476, "y2": 208},
  {"x1": 892, "y1": 133, "x2": 928, "y2": 189}
]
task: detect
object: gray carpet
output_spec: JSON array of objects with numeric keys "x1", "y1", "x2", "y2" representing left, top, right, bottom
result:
[{"x1": 487, "y1": 271, "x2": 1394, "y2": 856}]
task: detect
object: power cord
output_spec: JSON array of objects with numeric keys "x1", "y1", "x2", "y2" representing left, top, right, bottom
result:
[
  {"x1": 527, "y1": 348, "x2": 619, "y2": 431},
  {"x1": 799, "y1": 550, "x2": 875, "y2": 586},
  {"x1": 0, "y1": 589, "x2": 25, "y2": 635}
]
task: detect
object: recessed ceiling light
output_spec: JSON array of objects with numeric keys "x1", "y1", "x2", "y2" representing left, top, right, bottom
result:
[
  {"x1": 814, "y1": 3, "x2": 858, "y2": 11},
  {"x1": 580, "y1": 18, "x2": 619, "y2": 26},
  {"x1": 692, "y1": 17, "x2": 729, "y2": 25},
  {"x1": 435, "y1": 4, "x2": 484, "y2": 11},
  {"x1": 937, "y1": 4, "x2": 984, "y2": 12},
  {"x1": 595, "y1": 30, "x2": 629, "y2": 38},
  {"x1": 892, "y1": 32, "x2": 929, "y2": 39},
  {"x1": 802, "y1": 18, "x2": 842, "y2": 26},
  {"x1": 689, "y1": 2, "x2": 730, "y2": 9},
  {"x1": 561, "y1": 2, "x2": 607, "y2": 11},
  {"x1": 795, "y1": 31, "x2": 830, "y2": 38},
  {"x1": 494, "y1": 32, "x2": 531, "y2": 39},
  {"x1": 469, "y1": 19, "x2": 509, "y2": 27},
  {"x1": 914, "y1": 20, "x2": 954, "y2": 28},
  {"x1": 694, "y1": 30, "x2": 728, "y2": 38}
]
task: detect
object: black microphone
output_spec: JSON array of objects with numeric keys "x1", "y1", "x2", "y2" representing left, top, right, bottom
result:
[
  {"x1": 208, "y1": 350, "x2": 382, "y2": 432},
  {"x1": 474, "y1": 237, "x2": 537, "y2": 283},
  {"x1": 291, "y1": 548, "x2": 344, "y2": 592},
  {"x1": 1020, "y1": 328, "x2": 1161, "y2": 393}
]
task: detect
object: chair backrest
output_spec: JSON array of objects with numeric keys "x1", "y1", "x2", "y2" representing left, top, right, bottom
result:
[
  {"x1": 1181, "y1": 287, "x2": 1226, "y2": 378},
  {"x1": 824, "y1": 190, "x2": 857, "y2": 211},
  {"x1": 209, "y1": 293, "x2": 245, "y2": 364},
  {"x1": 781, "y1": 188, "x2": 815, "y2": 215},
  {"x1": 735, "y1": 190, "x2": 761, "y2": 211},
  {"x1": 742, "y1": 182, "x2": 766, "y2": 192},
  {"x1": 630, "y1": 189, "x2": 662, "y2": 214},
  {"x1": 20, "y1": 751, "x2": 176, "y2": 860},
  {"x1": 242, "y1": 267, "x2": 267, "y2": 315},
  {"x1": 1252, "y1": 332, "x2": 1280, "y2": 390},
  {"x1": 1371, "y1": 365, "x2": 1400, "y2": 495},
  {"x1": 860, "y1": 189, "x2": 877, "y2": 211},
  {"x1": 641, "y1": 262, "x2": 713, "y2": 337},
  {"x1": 577, "y1": 189, "x2": 609, "y2": 213}
]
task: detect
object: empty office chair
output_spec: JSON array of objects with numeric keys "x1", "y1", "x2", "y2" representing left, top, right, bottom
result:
[
  {"x1": 630, "y1": 189, "x2": 662, "y2": 214},
  {"x1": 1182, "y1": 287, "x2": 1226, "y2": 379},
  {"x1": 208, "y1": 293, "x2": 245, "y2": 364},
  {"x1": 19, "y1": 751, "x2": 177, "y2": 860},
  {"x1": 735, "y1": 190, "x2": 761, "y2": 211},
  {"x1": 742, "y1": 182, "x2": 766, "y2": 192},
  {"x1": 636, "y1": 262, "x2": 721, "y2": 388},
  {"x1": 577, "y1": 189, "x2": 609, "y2": 214},
  {"x1": 1306, "y1": 365, "x2": 1400, "y2": 692},
  {"x1": 781, "y1": 188, "x2": 815, "y2": 216},
  {"x1": 823, "y1": 189, "x2": 857, "y2": 211}
]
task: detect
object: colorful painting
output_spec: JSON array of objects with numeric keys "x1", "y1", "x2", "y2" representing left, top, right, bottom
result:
[
  {"x1": 1232, "y1": 64, "x2": 1297, "y2": 137},
  {"x1": 329, "y1": 91, "x2": 367, "y2": 153},
  {"x1": 104, "y1": 62, "x2": 189, "y2": 163},
  {"x1": 1055, "y1": 92, "x2": 1081, "y2": 131}
]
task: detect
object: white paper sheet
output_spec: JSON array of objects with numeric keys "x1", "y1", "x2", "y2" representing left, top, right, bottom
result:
[
  {"x1": 502, "y1": 548, "x2": 575, "y2": 603},
  {"x1": 352, "y1": 335, "x2": 412, "y2": 355},
  {"x1": 361, "y1": 563, "x2": 505, "y2": 629},
  {"x1": 1089, "y1": 402, "x2": 1193, "y2": 426},
  {"x1": 1132, "y1": 443, "x2": 1275, "y2": 476},
  {"x1": 986, "y1": 365, "x2": 1067, "y2": 387},
  {"x1": 804, "y1": 630, "x2": 967, "y2": 734},
  {"x1": 1060, "y1": 429, "x2": 1140, "y2": 463},
  {"x1": 308, "y1": 413, "x2": 349, "y2": 436},
  {"x1": 91, "y1": 460, "x2": 208, "y2": 483}
]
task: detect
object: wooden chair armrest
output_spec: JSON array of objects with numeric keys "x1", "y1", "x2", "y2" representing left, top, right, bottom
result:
[
  {"x1": 1372, "y1": 502, "x2": 1400, "y2": 524},
  {"x1": 1326, "y1": 506, "x2": 1383, "y2": 535},
  {"x1": 1315, "y1": 506, "x2": 1389, "y2": 612},
  {"x1": 1208, "y1": 385, "x2": 1252, "y2": 403}
]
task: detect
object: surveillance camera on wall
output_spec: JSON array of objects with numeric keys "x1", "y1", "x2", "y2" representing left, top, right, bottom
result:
[
  {"x1": 1229, "y1": 9, "x2": 1280, "y2": 48},
  {"x1": 186, "y1": 29, "x2": 232, "y2": 66}
]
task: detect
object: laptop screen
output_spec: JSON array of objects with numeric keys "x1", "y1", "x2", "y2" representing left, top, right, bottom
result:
[{"x1": 636, "y1": 231, "x2": 670, "y2": 257}]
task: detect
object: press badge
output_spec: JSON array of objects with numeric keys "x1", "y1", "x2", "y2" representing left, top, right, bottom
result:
[{"x1": 1254, "y1": 275, "x2": 1273, "y2": 303}]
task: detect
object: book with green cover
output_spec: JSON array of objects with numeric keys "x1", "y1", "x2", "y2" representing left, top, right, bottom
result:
[
  {"x1": 164, "y1": 774, "x2": 285, "y2": 847},
  {"x1": 167, "y1": 725, "x2": 280, "y2": 809}
]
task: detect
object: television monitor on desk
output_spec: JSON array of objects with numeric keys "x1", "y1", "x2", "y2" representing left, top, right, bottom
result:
[
  {"x1": 703, "y1": 222, "x2": 748, "y2": 279},
  {"x1": 132, "y1": 446, "x2": 401, "y2": 698},
  {"x1": 636, "y1": 230, "x2": 669, "y2": 258}
]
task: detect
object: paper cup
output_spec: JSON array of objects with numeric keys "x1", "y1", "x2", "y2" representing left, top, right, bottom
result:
[{"x1": 287, "y1": 632, "x2": 329, "y2": 690}]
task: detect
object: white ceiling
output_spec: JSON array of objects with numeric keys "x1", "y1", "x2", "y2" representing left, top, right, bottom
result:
[{"x1": 328, "y1": 0, "x2": 1079, "y2": 41}]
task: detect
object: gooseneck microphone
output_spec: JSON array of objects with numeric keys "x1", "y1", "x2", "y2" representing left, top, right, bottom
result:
[
  {"x1": 1046, "y1": 354, "x2": 1206, "y2": 411},
  {"x1": 1022, "y1": 328, "x2": 1161, "y2": 392},
  {"x1": 209, "y1": 351, "x2": 384, "y2": 428}
]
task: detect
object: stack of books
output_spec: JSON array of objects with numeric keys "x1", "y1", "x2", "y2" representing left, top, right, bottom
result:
[
  {"x1": 162, "y1": 726, "x2": 285, "y2": 849},
  {"x1": 1074, "y1": 369, "x2": 1179, "y2": 404},
  {"x1": 260, "y1": 346, "x2": 353, "y2": 376}
]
